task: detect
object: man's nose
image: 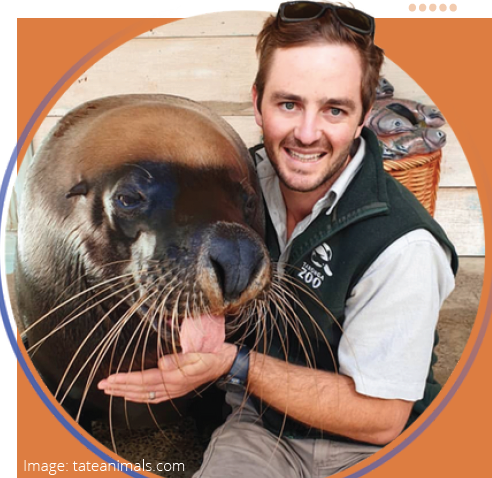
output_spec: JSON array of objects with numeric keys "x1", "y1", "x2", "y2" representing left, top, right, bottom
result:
[{"x1": 294, "y1": 112, "x2": 322, "y2": 145}]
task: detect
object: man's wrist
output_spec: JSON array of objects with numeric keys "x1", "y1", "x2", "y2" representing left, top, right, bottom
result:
[
  {"x1": 217, "y1": 345, "x2": 250, "y2": 391},
  {"x1": 220, "y1": 343, "x2": 239, "y2": 376}
]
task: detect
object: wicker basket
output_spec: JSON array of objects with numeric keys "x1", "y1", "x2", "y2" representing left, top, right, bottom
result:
[{"x1": 383, "y1": 149, "x2": 442, "y2": 217}]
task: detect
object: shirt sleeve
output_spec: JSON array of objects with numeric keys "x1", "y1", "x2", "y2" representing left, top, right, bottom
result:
[{"x1": 338, "y1": 229, "x2": 455, "y2": 401}]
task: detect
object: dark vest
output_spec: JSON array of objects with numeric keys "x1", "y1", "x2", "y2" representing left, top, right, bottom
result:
[{"x1": 249, "y1": 128, "x2": 458, "y2": 441}]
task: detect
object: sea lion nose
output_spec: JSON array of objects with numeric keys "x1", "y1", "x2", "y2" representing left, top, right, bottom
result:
[{"x1": 207, "y1": 230, "x2": 266, "y2": 303}]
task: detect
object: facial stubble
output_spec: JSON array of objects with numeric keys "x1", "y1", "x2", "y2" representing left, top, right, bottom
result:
[{"x1": 264, "y1": 138, "x2": 355, "y2": 194}]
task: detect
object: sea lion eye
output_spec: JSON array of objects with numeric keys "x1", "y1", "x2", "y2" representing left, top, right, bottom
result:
[{"x1": 115, "y1": 192, "x2": 145, "y2": 209}]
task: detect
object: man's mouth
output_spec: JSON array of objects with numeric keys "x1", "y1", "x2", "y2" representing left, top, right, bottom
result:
[{"x1": 285, "y1": 148, "x2": 326, "y2": 163}]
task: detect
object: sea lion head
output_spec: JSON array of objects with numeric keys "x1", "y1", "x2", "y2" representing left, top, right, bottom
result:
[{"x1": 18, "y1": 95, "x2": 270, "y2": 359}]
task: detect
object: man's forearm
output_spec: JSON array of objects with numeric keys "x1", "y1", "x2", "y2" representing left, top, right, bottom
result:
[{"x1": 248, "y1": 351, "x2": 414, "y2": 445}]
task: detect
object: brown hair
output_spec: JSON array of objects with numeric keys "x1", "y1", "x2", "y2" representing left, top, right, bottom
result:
[{"x1": 254, "y1": 5, "x2": 385, "y2": 121}]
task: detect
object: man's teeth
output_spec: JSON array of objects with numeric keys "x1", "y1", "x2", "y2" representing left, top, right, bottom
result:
[{"x1": 288, "y1": 150, "x2": 324, "y2": 162}]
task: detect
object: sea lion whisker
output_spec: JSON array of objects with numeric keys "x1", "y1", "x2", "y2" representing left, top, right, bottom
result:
[
  {"x1": 28, "y1": 262, "x2": 174, "y2": 354},
  {"x1": 109, "y1": 290, "x2": 161, "y2": 383},
  {"x1": 267, "y1": 285, "x2": 317, "y2": 369},
  {"x1": 120, "y1": 291, "x2": 167, "y2": 431},
  {"x1": 266, "y1": 287, "x2": 333, "y2": 442},
  {"x1": 259, "y1": 298, "x2": 291, "y2": 366},
  {"x1": 119, "y1": 297, "x2": 161, "y2": 438},
  {"x1": 191, "y1": 279, "x2": 200, "y2": 318},
  {"x1": 52, "y1": 274, "x2": 144, "y2": 322},
  {"x1": 124, "y1": 320, "x2": 181, "y2": 456},
  {"x1": 157, "y1": 279, "x2": 183, "y2": 345},
  {"x1": 227, "y1": 300, "x2": 264, "y2": 349},
  {"x1": 269, "y1": 281, "x2": 306, "y2": 337},
  {"x1": 82, "y1": 299, "x2": 149, "y2": 427},
  {"x1": 26, "y1": 279, "x2": 141, "y2": 356},
  {"x1": 250, "y1": 299, "x2": 273, "y2": 352},
  {"x1": 126, "y1": 274, "x2": 168, "y2": 377},
  {"x1": 250, "y1": 299, "x2": 272, "y2": 352},
  {"x1": 224, "y1": 306, "x2": 257, "y2": 340},
  {"x1": 170, "y1": 286, "x2": 184, "y2": 360},
  {"x1": 155, "y1": 295, "x2": 168, "y2": 363},
  {"x1": 76, "y1": 293, "x2": 155, "y2": 449},
  {"x1": 270, "y1": 278, "x2": 338, "y2": 374},
  {"x1": 63, "y1": 293, "x2": 147, "y2": 409},
  {"x1": 140, "y1": 296, "x2": 161, "y2": 373},
  {"x1": 142, "y1": 263, "x2": 181, "y2": 283},
  {"x1": 269, "y1": 277, "x2": 330, "y2": 362},
  {"x1": 140, "y1": 280, "x2": 194, "y2": 413},
  {"x1": 52, "y1": 258, "x2": 139, "y2": 302},
  {"x1": 252, "y1": 293, "x2": 295, "y2": 443},
  {"x1": 21, "y1": 272, "x2": 140, "y2": 337},
  {"x1": 152, "y1": 277, "x2": 184, "y2": 364},
  {"x1": 68, "y1": 292, "x2": 151, "y2": 425},
  {"x1": 154, "y1": 287, "x2": 168, "y2": 362},
  {"x1": 56, "y1": 287, "x2": 142, "y2": 403},
  {"x1": 168, "y1": 285, "x2": 212, "y2": 396}
]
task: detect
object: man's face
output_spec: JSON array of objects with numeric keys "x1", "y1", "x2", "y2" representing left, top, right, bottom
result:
[{"x1": 253, "y1": 43, "x2": 366, "y2": 194}]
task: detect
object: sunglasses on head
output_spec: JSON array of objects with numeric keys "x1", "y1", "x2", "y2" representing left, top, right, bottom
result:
[{"x1": 278, "y1": 1, "x2": 375, "y2": 40}]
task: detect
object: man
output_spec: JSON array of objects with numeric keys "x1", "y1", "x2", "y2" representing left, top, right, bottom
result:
[{"x1": 98, "y1": 3, "x2": 457, "y2": 476}]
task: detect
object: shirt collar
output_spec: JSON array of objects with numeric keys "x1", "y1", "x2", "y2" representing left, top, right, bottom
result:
[{"x1": 324, "y1": 136, "x2": 366, "y2": 215}]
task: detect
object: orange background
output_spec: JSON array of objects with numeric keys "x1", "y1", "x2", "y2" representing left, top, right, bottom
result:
[{"x1": 17, "y1": 18, "x2": 492, "y2": 477}]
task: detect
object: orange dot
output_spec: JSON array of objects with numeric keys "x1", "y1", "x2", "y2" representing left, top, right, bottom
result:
[
  {"x1": 450, "y1": 4, "x2": 457, "y2": 11},
  {"x1": 409, "y1": 4, "x2": 416, "y2": 11},
  {"x1": 419, "y1": 4, "x2": 427, "y2": 10},
  {"x1": 440, "y1": 4, "x2": 447, "y2": 10},
  {"x1": 429, "y1": 4, "x2": 437, "y2": 11}
]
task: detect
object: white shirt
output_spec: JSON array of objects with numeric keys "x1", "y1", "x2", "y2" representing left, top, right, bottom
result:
[{"x1": 254, "y1": 141, "x2": 455, "y2": 401}]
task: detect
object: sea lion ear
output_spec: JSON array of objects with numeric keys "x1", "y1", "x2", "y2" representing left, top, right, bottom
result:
[{"x1": 66, "y1": 180, "x2": 89, "y2": 198}]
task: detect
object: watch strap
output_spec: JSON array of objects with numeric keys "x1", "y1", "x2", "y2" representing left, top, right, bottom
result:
[{"x1": 220, "y1": 345, "x2": 250, "y2": 388}]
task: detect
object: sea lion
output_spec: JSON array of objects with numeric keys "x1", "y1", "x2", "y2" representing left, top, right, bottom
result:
[{"x1": 15, "y1": 94, "x2": 271, "y2": 428}]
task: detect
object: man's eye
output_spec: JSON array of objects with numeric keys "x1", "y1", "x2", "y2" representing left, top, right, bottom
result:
[
  {"x1": 283, "y1": 102, "x2": 296, "y2": 111},
  {"x1": 331, "y1": 108, "x2": 342, "y2": 116}
]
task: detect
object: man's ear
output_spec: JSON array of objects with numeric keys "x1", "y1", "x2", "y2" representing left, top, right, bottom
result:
[
  {"x1": 356, "y1": 107, "x2": 372, "y2": 138},
  {"x1": 252, "y1": 85, "x2": 263, "y2": 128}
]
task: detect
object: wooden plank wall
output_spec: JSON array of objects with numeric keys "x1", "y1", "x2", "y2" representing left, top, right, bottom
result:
[{"x1": 27, "y1": 12, "x2": 482, "y2": 256}]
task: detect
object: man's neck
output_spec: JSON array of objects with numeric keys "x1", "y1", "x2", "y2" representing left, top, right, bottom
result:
[
  {"x1": 281, "y1": 184, "x2": 322, "y2": 225},
  {"x1": 281, "y1": 181, "x2": 333, "y2": 241},
  {"x1": 281, "y1": 152, "x2": 359, "y2": 240}
]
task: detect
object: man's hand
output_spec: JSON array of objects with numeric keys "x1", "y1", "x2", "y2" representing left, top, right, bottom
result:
[{"x1": 97, "y1": 342, "x2": 237, "y2": 403}]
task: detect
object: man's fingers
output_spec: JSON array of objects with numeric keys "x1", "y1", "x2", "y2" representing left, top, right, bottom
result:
[
  {"x1": 97, "y1": 358, "x2": 203, "y2": 392},
  {"x1": 102, "y1": 390, "x2": 170, "y2": 403},
  {"x1": 96, "y1": 350, "x2": 226, "y2": 406},
  {"x1": 97, "y1": 368, "x2": 167, "y2": 389},
  {"x1": 98, "y1": 382, "x2": 168, "y2": 394}
]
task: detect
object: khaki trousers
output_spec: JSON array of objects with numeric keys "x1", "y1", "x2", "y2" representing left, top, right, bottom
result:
[{"x1": 193, "y1": 392, "x2": 382, "y2": 478}]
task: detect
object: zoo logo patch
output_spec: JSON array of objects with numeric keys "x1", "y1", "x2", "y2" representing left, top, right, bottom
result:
[{"x1": 297, "y1": 243, "x2": 333, "y2": 289}]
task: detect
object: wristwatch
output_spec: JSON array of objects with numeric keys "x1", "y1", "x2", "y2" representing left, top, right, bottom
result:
[{"x1": 217, "y1": 345, "x2": 250, "y2": 392}]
